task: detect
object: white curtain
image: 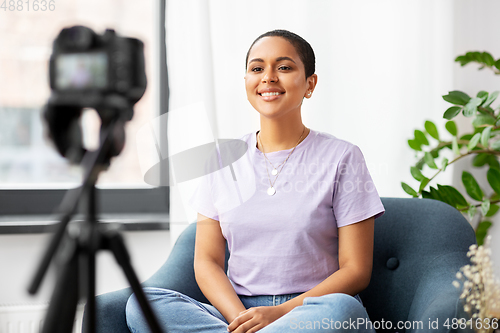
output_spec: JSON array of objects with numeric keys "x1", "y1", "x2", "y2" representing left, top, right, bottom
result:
[{"x1": 165, "y1": 0, "x2": 455, "y2": 240}]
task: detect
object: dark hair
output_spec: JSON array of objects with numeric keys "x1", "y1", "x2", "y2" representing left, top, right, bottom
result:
[{"x1": 245, "y1": 29, "x2": 316, "y2": 79}]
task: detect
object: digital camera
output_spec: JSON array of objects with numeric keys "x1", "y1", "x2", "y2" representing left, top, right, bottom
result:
[
  {"x1": 48, "y1": 25, "x2": 146, "y2": 117},
  {"x1": 44, "y1": 26, "x2": 147, "y2": 164}
]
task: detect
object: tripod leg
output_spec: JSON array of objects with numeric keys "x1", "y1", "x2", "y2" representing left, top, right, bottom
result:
[
  {"x1": 82, "y1": 234, "x2": 97, "y2": 333},
  {"x1": 104, "y1": 229, "x2": 164, "y2": 333},
  {"x1": 41, "y1": 237, "x2": 80, "y2": 333}
]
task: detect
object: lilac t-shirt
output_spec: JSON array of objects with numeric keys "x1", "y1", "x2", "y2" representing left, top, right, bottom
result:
[{"x1": 189, "y1": 129, "x2": 385, "y2": 296}]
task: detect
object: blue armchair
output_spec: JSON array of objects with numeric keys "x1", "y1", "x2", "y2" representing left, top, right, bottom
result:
[{"x1": 83, "y1": 197, "x2": 476, "y2": 332}]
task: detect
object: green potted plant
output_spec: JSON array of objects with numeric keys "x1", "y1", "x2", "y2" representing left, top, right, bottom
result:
[{"x1": 402, "y1": 51, "x2": 500, "y2": 245}]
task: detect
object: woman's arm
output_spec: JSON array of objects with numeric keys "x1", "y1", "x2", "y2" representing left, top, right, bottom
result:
[
  {"x1": 227, "y1": 216, "x2": 375, "y2": 333},
  {"x1": 194, "y1": 213, "x2": 247, "y2": 323}
]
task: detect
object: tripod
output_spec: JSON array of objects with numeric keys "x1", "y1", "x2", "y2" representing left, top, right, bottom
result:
[{"x1": 28, "y1": 119, "x2": 164, "y2": 333}]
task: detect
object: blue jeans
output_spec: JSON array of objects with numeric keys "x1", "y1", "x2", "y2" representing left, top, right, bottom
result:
[{"x1": 126, "y1": 288, "x2": 375, "y2": 333}]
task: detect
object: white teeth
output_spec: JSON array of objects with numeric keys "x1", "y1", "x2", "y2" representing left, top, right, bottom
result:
[{"x1": 261, "y1": 92, "x2": 281, "y2": 97}]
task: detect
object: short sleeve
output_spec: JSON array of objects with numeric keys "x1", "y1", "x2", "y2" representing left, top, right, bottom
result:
[
  {"x1": 189, "y1": 173, "x2": 219, "y2": 221},
  {"x1": 332, "y1": 145, "x2": 385, "y2": 227}
]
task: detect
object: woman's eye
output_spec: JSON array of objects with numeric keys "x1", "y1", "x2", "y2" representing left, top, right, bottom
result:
[
  {"x1": 278, "y1": 65, "x2": 291, "y2": 70},
  {"x1": 251, "y1": 67, "x2": 263, "y2": 72}
]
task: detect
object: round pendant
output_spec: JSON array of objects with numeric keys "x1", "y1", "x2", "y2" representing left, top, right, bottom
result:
[
  {"x1": 271, "y1": 169, "x2": 278, "y2": 176},
  {"x1": 267, "y1": 187, "x2": 276, "y2": 196}
]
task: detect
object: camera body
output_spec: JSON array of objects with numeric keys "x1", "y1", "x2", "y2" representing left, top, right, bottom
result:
[
  {"x1": 48, "y1": 25, "x2": 146, "y2": 121},
  {"x1": 44, "y1": 26, "x2": 147, "y2": 164}
]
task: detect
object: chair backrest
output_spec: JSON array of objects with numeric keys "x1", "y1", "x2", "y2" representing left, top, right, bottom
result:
[{"x1": 359, "y1": 197, "x2": 476, "y2": 327}]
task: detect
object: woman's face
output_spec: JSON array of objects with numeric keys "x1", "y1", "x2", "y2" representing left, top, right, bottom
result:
[{"x1": 244, "y1": 36, "x2": 317, "y2": 120}]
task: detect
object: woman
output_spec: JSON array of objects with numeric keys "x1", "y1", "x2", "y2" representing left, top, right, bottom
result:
[{"x1": 126, "y1": 29, "x2": 385, "y2": 333}]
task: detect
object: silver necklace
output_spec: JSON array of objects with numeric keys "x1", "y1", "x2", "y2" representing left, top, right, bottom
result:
[{"x1": 258, "y1": 126, "x2": 306, "y2": 196}]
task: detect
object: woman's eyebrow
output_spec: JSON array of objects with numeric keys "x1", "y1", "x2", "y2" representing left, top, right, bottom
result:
[
  {"x1": 248, "y1": 56, "x2": 297, "y2": 65},
  {"x1": 275, "y1": 56, "x2": 296, "y2": 63}
]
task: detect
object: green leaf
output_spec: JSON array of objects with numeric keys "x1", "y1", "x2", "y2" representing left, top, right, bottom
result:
[
  {"x1": 452, "y1": 137, "x2": 460, "y2": 155},
  {"x1": 434, "y1": 185, "x2": 456, "y2": 207},
  {"x1": 421, "y1": 190, "x2": 432, "y2": 199},
  {"x1": 491, "y1": 140, "x2": 500, "y2": 151},
  {"x1": 472, "y1": 154, "x2": 490, "y2": 167},
  {"x1": 472, "y1": 52, "x2": 484, "y2": 63},
  {"x1": 443, "y1": 106, "x2": 462, "y2": 120},
  {"x1": 468, "y1": 205, "x2": 477, "y2": 221},
  {"x1": 414, "y1": 130, "x2": 429, "y2": 146},
  {"x1": 487, "y1": 168, "x2": 500, "y2": 195},
  {"x1": 476, "y1": 221, "x2": 492, "y2": 246},
  {"x1": 468, "y1": 133, "x2": 481, "y2": 151},
  {"x1": 463, "y1": 97, "x2": 482, "y2": 117},
  {"x1": 419, "y1": 177, "x2": 430, "y2": 192},
  {"x1": 437, "y1": 184, "x2": 468, "y2": 208},
  {"x1": 410, "y1": 166, "x2": 425, "y2": 181},
  {"x1": 481, "y1": 199, "x2": 491, "y2": 216},
  {"x1": 445, "y1": 120, "x2": 457, "y2": 136},
  {"x1": 495, "y1": 59, "x2": 500, "y2": 71},
  {"x1": 481, "y1": 127, "x2": 492, "y2": 148},
  {"x1": 486, "y1": 204, "x2": 499, "y2": 217},
  {"x1": 424, "y1": 121, "x2": 440, "y2": 140},
  {"x1": 442, "y1": 158, "x2": 449, "y2": 172},
  {"x1": 401, "y1": 182, "x2": 418, "y2": 197},
  {"x1": 455, "y1": 55, "x2": 472, "y2": 66},
  {"x1": 472, "y1": 115, "x2": 496, "y2": 127},
  {"x1": 462, "y1": 171, "x2": 484, "y2": 201},
  {"x1": 424, "y1": 152, "x2": 438, "y2": 169},
  {"x1": 429, "y1": 186, "x2": 444, "y2": 202},
  {"x1": 442, "y1": 90, "x2": 471, "y2": 106},
  {"x1": 487, "y1": 155, "x2": 500, "y2": 170},
  {"x1": 408, "y1": 139, "x2": 422, "y2": 151},
  {"x1": 483, "y1": 91, "x2": 499, "y2": 107},
  {"x1": 477, "y1": 90, "x2": 489, "y2": 102},
  {"x1": 482, "y1": 52, "x2": 495, "y2": 67},
  {"x1": 460, "y1": 134, "x2": 473, "y2": 141}
]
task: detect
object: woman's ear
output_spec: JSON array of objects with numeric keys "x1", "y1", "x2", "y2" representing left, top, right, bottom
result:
[{"x1": 305, "y1": 74, "x2": 318, "y2": 98}]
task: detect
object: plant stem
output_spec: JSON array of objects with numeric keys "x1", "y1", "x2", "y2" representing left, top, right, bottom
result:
[
  {"x1": 458, "y1": 199, "x2": 500, "y2": 212},
  {"x1": 417, "y1": 148, "x2": 500, "y2": 195}
]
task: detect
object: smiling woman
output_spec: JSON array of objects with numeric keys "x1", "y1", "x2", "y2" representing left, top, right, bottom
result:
[{"x1": 125, "y1": 29, "x2": 385, "y2": 333}]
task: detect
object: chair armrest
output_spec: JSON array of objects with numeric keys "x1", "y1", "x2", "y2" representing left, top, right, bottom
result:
[{"x1": 407, "y1": 252, "x2": 473, "y2": 333}]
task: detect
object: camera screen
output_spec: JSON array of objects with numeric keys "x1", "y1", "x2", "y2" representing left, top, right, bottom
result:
[{"x1": 55, "y1": 52, "x2": 108, "y2": 90}]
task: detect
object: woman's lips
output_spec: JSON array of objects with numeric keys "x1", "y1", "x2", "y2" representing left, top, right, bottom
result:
[{"x1": 258, "y1": 91, "x2": 284, "y2": 101}]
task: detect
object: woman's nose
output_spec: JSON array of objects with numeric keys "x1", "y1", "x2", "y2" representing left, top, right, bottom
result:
[{"x1": 262, "y1": 70, "x2": 278, "y2": 83}]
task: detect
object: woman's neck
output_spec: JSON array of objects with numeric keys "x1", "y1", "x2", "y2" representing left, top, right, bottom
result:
[{"x1": 257, "y1": 119, "x2": 309, "y2": 153}]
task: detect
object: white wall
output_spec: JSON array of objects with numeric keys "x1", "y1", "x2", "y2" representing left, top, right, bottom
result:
[{"x1": 452, "y1": 0, "x2": 500, "y2": 271}]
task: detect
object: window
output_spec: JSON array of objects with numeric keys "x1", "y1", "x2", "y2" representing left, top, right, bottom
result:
[{"x1": 0, "y1": 0, "x2": 169, "y2": 231}]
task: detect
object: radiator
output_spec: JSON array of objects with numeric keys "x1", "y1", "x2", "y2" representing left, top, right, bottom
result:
[{"x1": 0, "y1": 304, "x2": 84, "y2": 333}]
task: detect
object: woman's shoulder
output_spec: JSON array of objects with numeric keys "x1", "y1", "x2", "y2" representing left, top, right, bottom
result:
[{"x1": 310, "y1": 129, "x2": 359, "y2": 154}]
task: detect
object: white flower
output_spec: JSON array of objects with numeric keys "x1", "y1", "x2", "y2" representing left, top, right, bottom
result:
[{"x1": 455, "y1": 237, "x2": 500, "y2": 332}]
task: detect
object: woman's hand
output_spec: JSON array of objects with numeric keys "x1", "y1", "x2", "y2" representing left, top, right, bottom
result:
[{"x1": 227, "y1": 305, "x2": 288, "y2": 333}]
